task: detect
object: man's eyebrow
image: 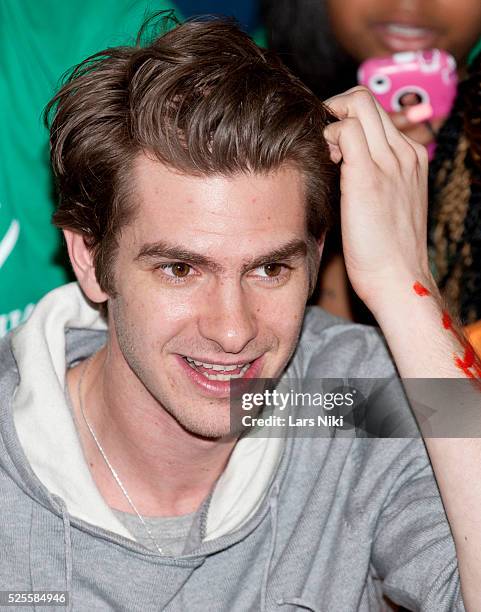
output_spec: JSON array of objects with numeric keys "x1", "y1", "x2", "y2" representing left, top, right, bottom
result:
[
  {"x1": 135, "y1": 241, "x2": 223, "y2": 271},
  {"x1": 135, "y1": 238, "x2": 308, "y2": 272},
  {"x1": 241, "y1": 239, "x2": 308, "y2": 272}
]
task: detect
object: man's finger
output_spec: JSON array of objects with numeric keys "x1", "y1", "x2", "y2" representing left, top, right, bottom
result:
[
  {"x1": 357, "y1": 92, "x2": 427, "y2": 162},
  {"x1": 323, "y1": 116, "x2": 374, "y2": 171},
  {"x1": 327, "y1": 87, "x2": 424, "y2": 167},
  {"x1": 324, "y1": 88, "x2": 394, "y2": 164}
]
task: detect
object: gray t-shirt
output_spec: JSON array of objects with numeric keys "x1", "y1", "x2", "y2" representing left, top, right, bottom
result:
[{"x1": 112, "y1": 509, "x2": 196, "y2": 555}]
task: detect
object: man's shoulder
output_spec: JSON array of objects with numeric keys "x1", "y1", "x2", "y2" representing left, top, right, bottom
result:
[
  {"x1": 292, "y1": 306, "x2": 396, "y2": 378},
  {"x1": 300, "y1": 305, "x2": 381, "y2": 338}
]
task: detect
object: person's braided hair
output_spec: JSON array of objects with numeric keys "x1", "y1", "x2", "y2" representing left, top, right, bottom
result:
[{"x1": 429, "y1": 53, "x2": 481, "y2": 324}]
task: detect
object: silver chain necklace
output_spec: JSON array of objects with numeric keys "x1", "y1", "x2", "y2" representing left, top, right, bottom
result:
[{"x1": 77, "y1": 355, "x2": 165, "y2": 555}]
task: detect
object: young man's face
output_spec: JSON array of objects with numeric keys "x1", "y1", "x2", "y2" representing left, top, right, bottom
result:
[{"x1": 107, "y1": 156, "x2": 318, "y2": 438}]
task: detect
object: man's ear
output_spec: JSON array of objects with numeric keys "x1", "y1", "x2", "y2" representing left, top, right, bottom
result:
[{"x1": 63, "y1": 229, "x2": 108, "y2": 303}]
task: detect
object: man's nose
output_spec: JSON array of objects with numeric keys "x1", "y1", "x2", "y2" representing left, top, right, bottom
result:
[{"x1": 198, "y1": 281, "x2": 258, "y2": 354}]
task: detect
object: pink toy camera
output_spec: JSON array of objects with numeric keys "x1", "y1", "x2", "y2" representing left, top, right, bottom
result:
[{"x1": 357, "y1": 49, "x2": 457, "y2": 120}]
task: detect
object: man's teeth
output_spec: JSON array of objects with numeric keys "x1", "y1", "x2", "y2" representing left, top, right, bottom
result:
[
  {"x1": 185, "y1": 357, "x2": 251, "y2": 380},
  {"x1": 387, "y1": 24, "x2": 431, "y2": 38}
]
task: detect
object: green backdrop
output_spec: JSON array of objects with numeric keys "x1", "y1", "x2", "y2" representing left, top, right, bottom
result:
[{"x1": 0, "y1": 0, "x2": 179, "y2": 336}]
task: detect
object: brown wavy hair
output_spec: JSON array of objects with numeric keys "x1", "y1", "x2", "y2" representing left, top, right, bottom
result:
[
  {"x1": 45, "y1": 13, "x2": 339, "y2": 295},
  {"x1": 429, "y1": 52, "x2": 481, "y2": 323}
]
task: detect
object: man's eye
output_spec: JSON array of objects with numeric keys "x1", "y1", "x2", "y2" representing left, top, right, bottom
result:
[
  {"x1": 262, "y1": 263, "x2": 283, "y2": 277},
  {"x1": 257, "y1": 263, "x2": 284, "y2": 278},
  {"x1": 159, "y1": 263, "x2": 192, "y2": 278}
]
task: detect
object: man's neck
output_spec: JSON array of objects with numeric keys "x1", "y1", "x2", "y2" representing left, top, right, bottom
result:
[{"x1": 66, "y1": 347, "x2": 237, "y2": 517}]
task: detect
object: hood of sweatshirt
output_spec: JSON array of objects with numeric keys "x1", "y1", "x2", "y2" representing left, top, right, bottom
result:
[{"x1": 4, "y1": 283, "x2": 286, "y2": 545}]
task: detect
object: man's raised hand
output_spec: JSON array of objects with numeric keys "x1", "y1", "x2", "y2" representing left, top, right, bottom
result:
[{"x1": 323, "y1": 86, "x2": 434, "y2": 315}]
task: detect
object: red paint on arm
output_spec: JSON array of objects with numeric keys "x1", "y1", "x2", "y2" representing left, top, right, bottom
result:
[
  {"x1": 454, "y1": 355, "x2": 476, "y2": 379},
  {"x1": 413, "y1": 281, "x2": 431, "y2": 297},
  {"x1": 441, "y1": 310, "x2": 467, "y2": 345},
  {"x1": 453, "y1": 342, "x2": 481, "y2": 384},
  {"x1": 412, "y1": 281, "x2": 481, "y2": 381},
  {"x1": 463, "y1": 345, "x2": 476, "y2": 369},
  {"x1": 451, "y1": 337, "x2": 481, "y2": 381},
  {"x1": 442, "y1": 311, "x2": 452, "y2": 330}
]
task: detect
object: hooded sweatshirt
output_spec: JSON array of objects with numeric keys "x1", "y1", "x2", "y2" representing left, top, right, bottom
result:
[{"x1": 0, "y1": 283, "x2": 464, "y2": 611}]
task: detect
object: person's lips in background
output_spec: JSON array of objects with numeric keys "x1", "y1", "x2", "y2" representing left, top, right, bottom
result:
[{"x1": 372, "y1": 22, "x2": 439, "y2": 52}]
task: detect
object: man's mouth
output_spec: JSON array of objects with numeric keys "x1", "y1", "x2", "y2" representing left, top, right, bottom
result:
[
  {"x1": 177, "y1": 353, "x2": 265, "y2": 398},
  {"x1": 184, "y1": 357, "x2": 251, "y2": 380}
]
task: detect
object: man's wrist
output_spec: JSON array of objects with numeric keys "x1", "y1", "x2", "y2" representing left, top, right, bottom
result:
[{"x1": 366, "y1": 271, "x2": 440, "y2": 323}]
